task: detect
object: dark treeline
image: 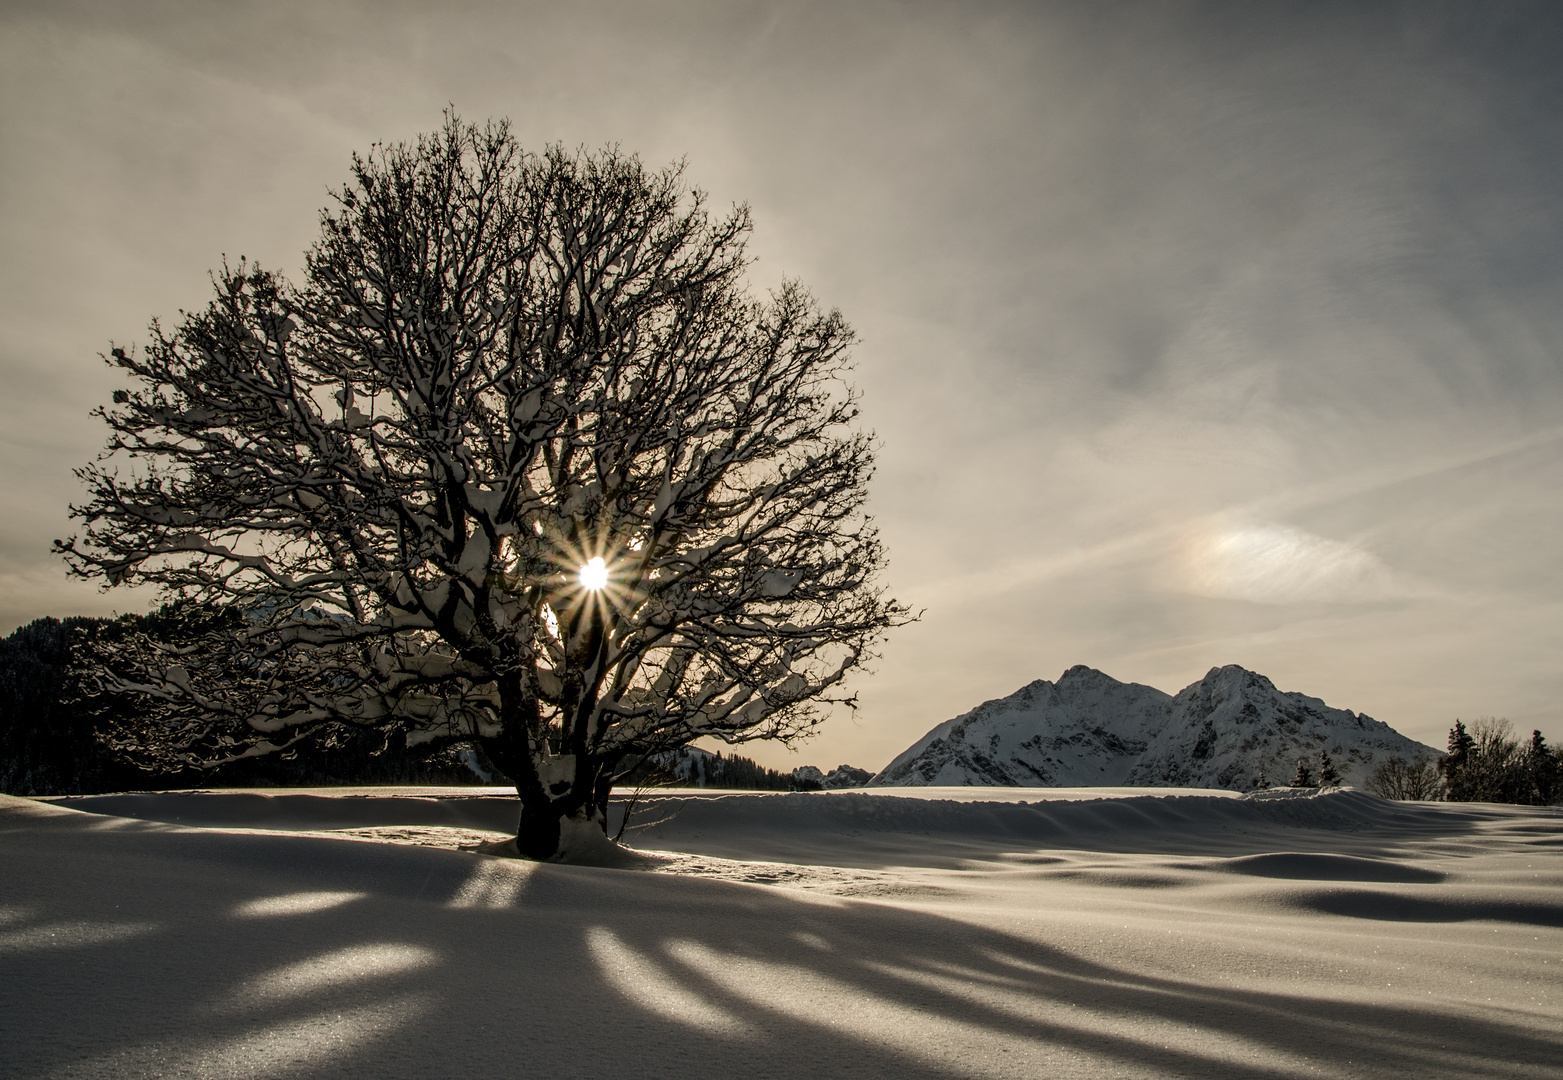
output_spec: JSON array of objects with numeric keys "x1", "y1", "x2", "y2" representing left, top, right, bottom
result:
[
  {"x1": 628, "y1": 746, "x2": 824, "y2": 791},
  {"x1": 1368, "y1": 718, "x2": 1561, "y2": 804},
  {"x1": 1, "y1": 616, "x2": 489, "y2": 795},
  {"x1": 1441, "y1": 718, "x2": 1560, "y2": 804},
  {"x1": 1, "y1": 617, "x2": 111, "y2": 795}
]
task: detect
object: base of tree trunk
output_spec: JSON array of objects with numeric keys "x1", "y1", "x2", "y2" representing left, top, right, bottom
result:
[
  {"x1": 516, "y1": 802, "x2": 562, "y2": 860},
  {"x1": 515, "y1": 801, "x2": 617, "y2": 862}
]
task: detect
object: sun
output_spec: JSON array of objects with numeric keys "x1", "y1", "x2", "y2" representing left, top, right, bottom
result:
[{"x1": 579, "y1": 556, "x2": 608, "y2": 591}]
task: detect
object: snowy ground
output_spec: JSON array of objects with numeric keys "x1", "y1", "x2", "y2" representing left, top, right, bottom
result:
[{"x1": 3, "y1": 786, "x2": 1559, "y2": 1079}]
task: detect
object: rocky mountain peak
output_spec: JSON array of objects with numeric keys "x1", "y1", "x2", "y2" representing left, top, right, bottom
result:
[{"x1": 871, "y1": 665, "x2": 1435, "y2": 790}]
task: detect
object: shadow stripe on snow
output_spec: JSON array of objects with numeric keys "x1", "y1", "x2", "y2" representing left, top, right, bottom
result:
[
  {"x1": 1211, "y1": 852, "x2": 1446, "y2": 883},
  {"x1": 1260, "y1": 887, "x2": 1563, "y2": 927}
]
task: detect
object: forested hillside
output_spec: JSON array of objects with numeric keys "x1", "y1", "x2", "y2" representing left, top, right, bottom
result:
[{"x1": 0, "y1": 617, "x2": 488, "y2": 795}]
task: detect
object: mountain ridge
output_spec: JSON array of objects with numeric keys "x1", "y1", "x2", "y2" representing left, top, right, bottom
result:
[{"x1": 871, "y1": 664, "x2": 1437, "y2": 790}]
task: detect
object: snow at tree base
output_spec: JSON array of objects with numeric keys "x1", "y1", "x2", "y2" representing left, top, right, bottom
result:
[{"x1": 871, "y1": 664, "x2": 1438, "y2": 790}]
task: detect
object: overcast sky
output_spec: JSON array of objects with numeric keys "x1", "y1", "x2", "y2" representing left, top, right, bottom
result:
[{"x1": 3, "y1": 0, "x2": 1561, "y2": 771}]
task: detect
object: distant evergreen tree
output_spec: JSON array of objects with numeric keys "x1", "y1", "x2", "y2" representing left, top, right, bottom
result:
[
  {"x1": 1291, "y1": 757, "x2": 1315, "y2": 788},
  {"x1": 1441, "y1": 719, "x2": 1476, "y2": 800},
  {"x1": 1251, "y1": 766, "x2": 1270, "y2": 791},
  {"x1": 1523, "y1": 730, "x2": 1559, "y2": 806},
  {"x1": 1318, "y1": 750, "x2": 1342, "y2": 788}
]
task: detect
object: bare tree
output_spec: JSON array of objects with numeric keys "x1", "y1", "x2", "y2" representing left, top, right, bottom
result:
[
  {"x1": 1366, "y1": 756, "x2": 1441, "y2": 801},
  {"x1": 57, "y1": 115, "x2": 910, "y2": 860}
]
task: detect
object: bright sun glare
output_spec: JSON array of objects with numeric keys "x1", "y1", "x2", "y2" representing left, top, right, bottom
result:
[{"x1": 579, "y1": 557, "x2": 608, "y2": 591}]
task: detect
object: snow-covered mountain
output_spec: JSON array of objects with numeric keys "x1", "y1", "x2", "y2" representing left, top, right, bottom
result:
[
  {"x1": 871, "y1": 665, "x2": 1438, "y2": 790},
  {"x1": 792, "y1": 764, "x2": 874, "y2": 789}
]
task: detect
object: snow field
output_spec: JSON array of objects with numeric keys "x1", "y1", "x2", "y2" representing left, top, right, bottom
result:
[{"x1": 2, "y1": 788, "x2": 1559, "y2": 1079}]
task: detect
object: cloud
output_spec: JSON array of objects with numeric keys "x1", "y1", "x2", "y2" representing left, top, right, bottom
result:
[
  {"x1": 1183, "y1": 522, "x2": 1415, "y2": 605},
  {"x1": 4, "y1": 0, "x2": 1563, "y2": 765}
]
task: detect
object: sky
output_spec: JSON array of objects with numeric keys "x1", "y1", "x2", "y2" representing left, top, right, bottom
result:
[{"x1": 3, "y1": 0, "x2": 1561, "y2": 772}]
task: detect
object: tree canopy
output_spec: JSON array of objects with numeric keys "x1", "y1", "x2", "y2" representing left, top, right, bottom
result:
[{"x1": 58, "y1": 115, "x2": 909, "y2": 859}]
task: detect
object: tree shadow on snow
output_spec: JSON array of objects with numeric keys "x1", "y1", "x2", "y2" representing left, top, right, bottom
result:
[{"x1": 2, "y1": 803, "x2": 1559, "y2": 1080}]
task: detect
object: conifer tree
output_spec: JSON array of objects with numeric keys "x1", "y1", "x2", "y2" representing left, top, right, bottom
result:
[
  {"x1": 1291, "y1": 757, "x2": 1315, "y2": 788},
  {"x1": 1318, "y1": 749, "x2": 1341, "y2": 788},
  {"x1": 1441, "y1": 720, "x2": 1476, "y2": 801},
  {"x1": 1524, "y1": 730, "x2": 1559, "y2": 805}
]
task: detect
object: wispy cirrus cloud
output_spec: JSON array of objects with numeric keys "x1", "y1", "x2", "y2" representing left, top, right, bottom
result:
[{"x1": 1182, "y1": 522, "x2": 1421, "y2": 605}]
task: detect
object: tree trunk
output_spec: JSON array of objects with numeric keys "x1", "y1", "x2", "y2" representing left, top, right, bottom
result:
[
  {"x1": 514, "y1": 780, "x2": 616, "y2": 861},
  {"x1": 486, "y1": 676, "x2": 618, "y2": 862},
  {"x1": 516, "y1": 796, "x2": 564, "y2": 860}
]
